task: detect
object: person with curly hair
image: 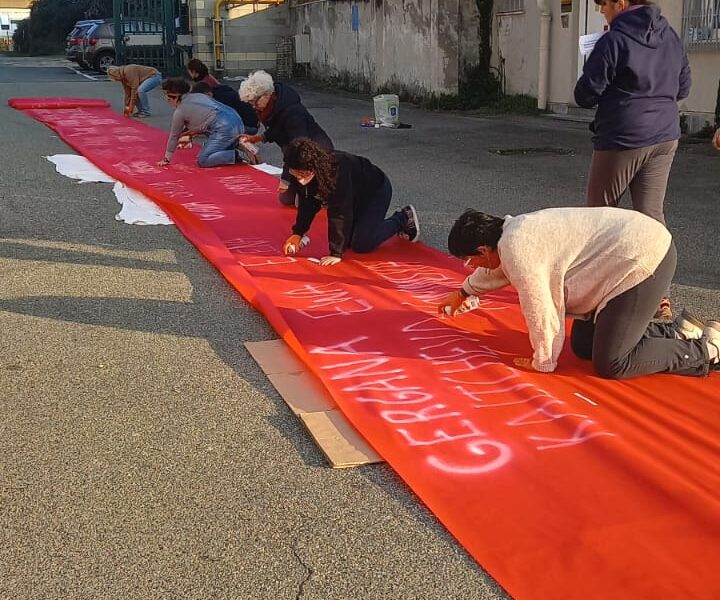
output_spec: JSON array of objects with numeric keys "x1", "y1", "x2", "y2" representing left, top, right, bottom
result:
[
  {"x1": 281, "y1": 138, "x2": 419, "y2": 266},
  {"x1": 239, "y1": 70, "x2": 333, "y2": 206},
  {"x1": 157, "y1": 77, "x2": 248, "y2": 168}
]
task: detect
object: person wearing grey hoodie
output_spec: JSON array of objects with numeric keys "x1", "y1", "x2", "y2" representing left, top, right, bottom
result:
[{"x1": 574, "y1": 0, "x2": 691, "y2": 320}]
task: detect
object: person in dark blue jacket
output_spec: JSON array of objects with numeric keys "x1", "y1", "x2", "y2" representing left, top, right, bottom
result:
[
  {"x1": 574, "y1": 0, "x2": 690, "y2": 320},
  {"x1": 239, "y1": 70, "x2": 334, "y2": 207}
]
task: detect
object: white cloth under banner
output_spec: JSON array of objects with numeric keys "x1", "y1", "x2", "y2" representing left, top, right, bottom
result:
[
  {"x1": 46, "y1": 155, "x2": 284, "y2": 225},
  {"x1": 112, "y1": 182, "x2": 174, "y2": 225},
  {"x1": 47, "y1": 154, "x2": 116, "y2": 183},
  {"x1": 46, "y1": 154, "x2": 172, "y2": 225}
]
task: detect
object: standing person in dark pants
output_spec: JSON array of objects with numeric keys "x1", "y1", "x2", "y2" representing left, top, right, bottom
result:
[
  {"x1": 281, "y1": 139, "x2": 419, "y2": 267},
  {"x1": 439, "y1": 207, "x2": 719, "y2": 380},
  {"x1": 574, "y1": 0, "x2": 691, "y2": 320},
  {"x1": 239, "y1": 70, "x2": 334, "y2": 206}
]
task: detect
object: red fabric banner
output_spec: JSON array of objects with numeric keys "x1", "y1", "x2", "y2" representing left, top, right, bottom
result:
[{"x1": 12, "y1": 99, "x2": 720, "y2": 600}]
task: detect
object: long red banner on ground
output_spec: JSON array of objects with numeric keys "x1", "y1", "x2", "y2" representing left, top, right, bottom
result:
[{"x1": 12, "y1": 98, "x2": 720, "y2": 599}]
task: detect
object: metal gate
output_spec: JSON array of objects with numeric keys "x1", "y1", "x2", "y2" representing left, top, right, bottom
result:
[{"x1": 113, "y1": 0, "x2": 190, "y2": 75}]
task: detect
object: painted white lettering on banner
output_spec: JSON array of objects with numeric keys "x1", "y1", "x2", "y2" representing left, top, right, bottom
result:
[
  {"x1": 310, "y1": 336, "x2": 382, "y2": 356},
  {"x1": 529, "y1": 420, "x2": 617, "y2": 450},
  {"x1": 147, "y1": 179, "x2": 194, "y2": 198},
  {"x1": 287, "y1": 283, "x2": 373, "y2": 319},
  {"x1": 427, "y1": 438, "x2": 513, "y2": 474},
  {"x1": 381, "y1": 403, "x2": 461, "y2": 423},
  {"x1": 182, "y1": 201, "x2": 224, "y2": 220},
  {"x1": 217, "y1": 175, "x2": 270, "y2": 195},
  {"x1": 223, "y1": 236, "x2": 299, "y2": 266},
  {"x1": 316, "y1": 337, "x2": 511, "y2": 473},
  {"x1": 397, "y1": 418, "x2": 485, "y2": 446},
  {"x1": 507, "y1": 400, "x2": 587, "y2": 426},
  {"x1": 113, "y1": 160, "x2": 166, "y2": 177}
]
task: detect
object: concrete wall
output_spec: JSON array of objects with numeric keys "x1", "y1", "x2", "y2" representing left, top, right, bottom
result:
[
  {"x1": 493, "y1": 4, "x2": 540, "y2": 96},
  {"x1": 655, "y1": 0, "x2": 720, "y2": 128},
  {"x1": 288, "y1": 0, "x2": 476, "y2": 97},
  {"x1": 493, "y1": 0, "x2": 720, "y2": 127},
  {"x1": 189, "y1": 1, "x2": 288, "y2": 77}
]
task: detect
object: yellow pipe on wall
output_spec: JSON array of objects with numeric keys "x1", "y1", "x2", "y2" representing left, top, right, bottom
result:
[{"x1": 212, "y1": 0, "x2": 285, "y2": 74}]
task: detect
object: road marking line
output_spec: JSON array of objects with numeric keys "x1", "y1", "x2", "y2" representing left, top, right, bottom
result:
[{"x1": 66, "y1": 65, "x2": 98, "y2": 81}]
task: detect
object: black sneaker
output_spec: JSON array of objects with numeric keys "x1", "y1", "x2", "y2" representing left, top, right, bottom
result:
[
  {"x1": 235, "y1": 147, "x2": 251, "y2": 164},
  {"x1": 398, "y1": 204, "x2": 420, "y2": 242}
]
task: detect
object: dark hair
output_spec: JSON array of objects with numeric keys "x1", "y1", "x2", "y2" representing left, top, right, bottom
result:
[
  {"x1": 161, "y1": 77, "x2": 191, "y2": 96},
  {"x1": 191, "y1": 81, "x2": 213, "y2": 95},
  {"x1": 447, "y1": 209, "x2": 505, "y2": 258},
  {"x1": 187, "y1": 58, "x2": 209, "y2": 79},
  {"x1": 283, "y1": 138, "x2": 336, "y2": 202}
]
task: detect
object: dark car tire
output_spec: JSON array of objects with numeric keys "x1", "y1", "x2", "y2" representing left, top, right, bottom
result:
[{"x1": 94, "y1": 51, "x2": 116, "y2": 73}]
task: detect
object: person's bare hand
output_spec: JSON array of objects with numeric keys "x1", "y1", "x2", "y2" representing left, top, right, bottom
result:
[
  {"x1": 239, "y1": 133, "x2": 262, "y2": 144},
  {"x1": 157, "y1": 158, "x2": 170, "y2": 167},
  {"x1": 712, "y1": 128, "x2": 720, "y2": 150}
]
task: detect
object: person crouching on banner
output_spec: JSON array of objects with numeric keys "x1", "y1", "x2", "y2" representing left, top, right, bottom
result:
[
  {"x1": 157, "y1": 78, "x2": 251, "y2": 168},
  {"x1": 107, "y1": 65, "x2": 162, "y2": 118},
  {"x1": 281, "y1": 138, "x2": 420, "y2": 267},
  {"x1": 238, "y1": 70, "x2": 334, "y2": 206},
  {"x1": 438, "y1": 206, "x2": 720, "y2": 379}
]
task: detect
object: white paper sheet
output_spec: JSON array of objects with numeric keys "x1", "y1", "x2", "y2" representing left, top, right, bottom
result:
[
  {"x1": 579, "y1": 32, "x2": 605, "y2": 57},
  {"x1": 251, "y1": 163, "x2": 284, "y2": 176}
]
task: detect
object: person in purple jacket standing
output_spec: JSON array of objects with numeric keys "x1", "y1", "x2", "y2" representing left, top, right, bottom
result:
[{"x1": 574, "y1": 0, "x2": 691, "y2": 320}]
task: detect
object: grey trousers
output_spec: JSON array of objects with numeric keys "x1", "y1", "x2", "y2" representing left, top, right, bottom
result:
[
  {"x1": 570, "y1": 242, "x2": 710, "y2": 379},
  {"x1": 585, "y1": 139, "x2": 679, "y2": 225}
]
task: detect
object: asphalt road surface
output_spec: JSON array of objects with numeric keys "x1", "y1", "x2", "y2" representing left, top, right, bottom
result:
[{"x1": 1, "y1": 55, "x2": 718, "y2": 600}]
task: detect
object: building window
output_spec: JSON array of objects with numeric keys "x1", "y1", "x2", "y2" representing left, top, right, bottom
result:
[
  {"x1": 683, "y1": 0, "x2": 720, "y2": 48},
  {"x1": 496, "y1": 0, "x2": 525, "y2": 16}
]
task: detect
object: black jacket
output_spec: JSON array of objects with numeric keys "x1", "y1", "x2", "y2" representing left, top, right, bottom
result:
[
  {"x1": 264, "y1": 83, "x2": 333, "y2": 151},
  {"x1": 212, "y1": 84, "x2": 259, "y2": 130},
  {"x1": 292, "y1": 151, "x2": 386, "y2": 257}
]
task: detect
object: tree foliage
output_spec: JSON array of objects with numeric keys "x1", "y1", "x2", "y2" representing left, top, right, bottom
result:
[{"x1": 13, "y1": 0, "x2": 112, "y2": 54}]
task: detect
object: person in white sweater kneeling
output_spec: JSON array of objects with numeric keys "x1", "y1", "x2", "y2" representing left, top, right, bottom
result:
[{"x1": 439, "y1": 206, "x2": 719, "y2": 379}]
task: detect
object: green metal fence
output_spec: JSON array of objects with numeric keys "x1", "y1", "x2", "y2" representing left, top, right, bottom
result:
[{"x1": 113, "y1": 0, "x2": 190, "y2": 75}]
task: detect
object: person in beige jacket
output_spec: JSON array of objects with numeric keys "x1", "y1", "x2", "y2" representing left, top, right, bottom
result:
[
  {"x1": 107, "y1": 64, "x2": 162, "y2": 118},
  {"x1": 439, "y1": 206, "x2": 719, "y2": 379}
]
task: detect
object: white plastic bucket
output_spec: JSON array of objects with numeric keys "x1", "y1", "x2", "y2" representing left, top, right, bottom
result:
[{"x1": 373, "y1": 94, "x2": 400, "y2": 127}]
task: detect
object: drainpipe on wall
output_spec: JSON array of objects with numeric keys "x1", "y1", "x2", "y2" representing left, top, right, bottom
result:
[{"x1": 537, "y1": 0, "x2": 552, "y2": 110}]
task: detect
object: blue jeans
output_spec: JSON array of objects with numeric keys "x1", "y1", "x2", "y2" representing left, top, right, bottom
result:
[
  {"x1": 197, "y1": 106, "x2": 245, "y2": 168},
  {"x1": 135, "y1": 73, "x2": 162, "y2": 115}
]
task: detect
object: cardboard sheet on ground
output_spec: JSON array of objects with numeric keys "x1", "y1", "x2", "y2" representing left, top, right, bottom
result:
[{"x1": 11, "y1": 98, "x2": 720, "y2": 600}]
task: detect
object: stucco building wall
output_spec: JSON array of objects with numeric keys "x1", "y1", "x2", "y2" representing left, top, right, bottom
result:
[{"x1": 288, "y1": 0, "x2": 481, "y2": 97}]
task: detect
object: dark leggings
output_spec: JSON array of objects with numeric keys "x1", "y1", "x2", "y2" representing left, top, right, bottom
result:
[
  {"x1": 348, "y1": 176, "x2": 405, "y2": 253},
  {"x1": 571, "y1": 242, "x2": 710, "y2": 379}
]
